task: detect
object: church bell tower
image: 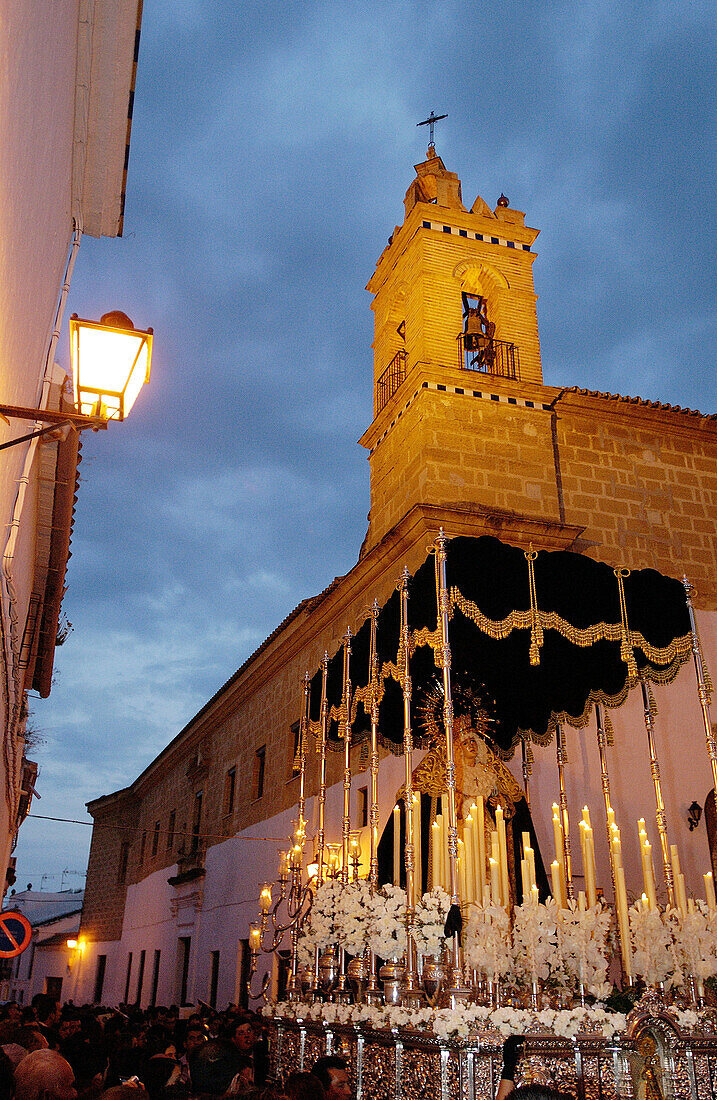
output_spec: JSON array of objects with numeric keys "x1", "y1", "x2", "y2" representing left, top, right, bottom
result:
[{"x1": 359, "y1": 146, "x2": 554, "y2": 555}]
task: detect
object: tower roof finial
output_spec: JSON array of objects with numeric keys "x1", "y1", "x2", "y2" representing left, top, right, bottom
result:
[{"x1": 417, "y1": 110, "x2": 447, "y2": 155}]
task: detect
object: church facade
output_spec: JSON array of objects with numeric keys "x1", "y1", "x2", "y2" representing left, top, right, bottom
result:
[{"x1": 75, "y1": 149, "x2": 717, "y2": 1009}]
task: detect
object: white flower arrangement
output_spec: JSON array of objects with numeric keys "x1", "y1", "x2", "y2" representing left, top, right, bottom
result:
[
  {"x1": 556, "y1": 901, "x2": 612, "y2": 1000},
  {"x1": 297, "y1": 878, "x2": 343, "y2": 964},
  {"x1": 511, "y1": 896, "x2": 561, "y2": 986},
  {"x1": 668, "y1": 902, "x2": 717, "y2": 986},
  {"x1": 334, "y1": 879, "x2": 374, "y2": 957},
  {"x1": 413, "y1": 887, "x2": 451, "y2": 958},
  {"x1": 464, "y1": 901, "x2": 512, "y2": 983},
  {"x1": 629, "y1": 902, "x2": 676, "y2": 987},
  {"x1": 262, "y1": 998, "x2": 629, "y2": 1041},
  {"x1": 366, "y1": 883, "x2": 407, "y2": 961}
]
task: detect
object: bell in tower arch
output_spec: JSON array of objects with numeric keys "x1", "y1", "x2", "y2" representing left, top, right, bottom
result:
[{"x1": 462, "y1": 294, "x2": 495, "y2": 364}]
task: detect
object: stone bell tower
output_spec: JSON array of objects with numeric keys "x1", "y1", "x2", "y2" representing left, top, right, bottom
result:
[{"x1": 359, "y1": 146, "x2": 556, "y2": 555}]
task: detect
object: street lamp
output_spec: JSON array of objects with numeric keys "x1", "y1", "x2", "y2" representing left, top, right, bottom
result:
[
  {"x1": 0, "y1": 310, "x2": 153, "y2": 451},
  {"x1": 70, "y1": 311, "x2": 152, "y2": 421}
]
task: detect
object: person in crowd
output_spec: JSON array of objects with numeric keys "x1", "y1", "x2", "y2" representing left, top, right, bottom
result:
[
  {"x1": 0, "y1": 1002, "x2": 22, "y2": 1028},
  {"x1": 188, "y1": 1036, "x2": 244, "y2": 1096},
  {"x1": 15, "y1": 1049, "x2": 78, "y2": 1100},
  {"x1": 31, "y1": 995, "x2": 61, "y2": 1048},
  {"x1": 227, "y1": 1053, "x2": 255, "y2": 1094},
  {"x1": 1, "y1": 1022, "x2": 47, "y2": 1068},
  {"x1": 177, "y1": 1021, "x2": 207, "y2": 1085},
  {"x1": 283, "y1": 1071, "x2": 325, "y2": 1100},
  {"x1": 496, "y1": 1038, "x2": 574, "y2": 1099},
  {"x1": 310, "y1": 1056, "x2": 352, "y2": 1100}
]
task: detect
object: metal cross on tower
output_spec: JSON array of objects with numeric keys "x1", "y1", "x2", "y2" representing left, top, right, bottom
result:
[{"x1": 417, "y1": 110, "x2": 448, "y2": 145}]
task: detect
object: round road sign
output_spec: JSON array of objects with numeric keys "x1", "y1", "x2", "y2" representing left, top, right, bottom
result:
[{"x1": 0, "y1": 910, "x2": 32, "y2": 958}]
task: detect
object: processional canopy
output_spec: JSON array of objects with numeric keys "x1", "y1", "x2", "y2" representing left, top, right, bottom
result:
[{"x1": 308, "y1": 535, "x2": 692, "y2": 756}]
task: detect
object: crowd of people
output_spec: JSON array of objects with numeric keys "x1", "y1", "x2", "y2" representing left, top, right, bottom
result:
[{"x1": 0, "y1": 997, "x2": 572, "y2": 1100}]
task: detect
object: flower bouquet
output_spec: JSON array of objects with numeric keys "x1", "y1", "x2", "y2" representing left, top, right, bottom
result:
[
  {"x1": 556, "y1": 901, "x2": 612, "y2": 1001},
  {"x1": 413, "y1": 887, "x2": 451, "y2": 958}
]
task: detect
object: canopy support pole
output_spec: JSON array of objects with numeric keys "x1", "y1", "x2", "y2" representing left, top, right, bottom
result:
[
  {"x1": 399, "y1": 567, "x2": 424, "y2": 1005},
  {"x1": 639, "y1": 676, "x2": 675, "y2": 907},
  {"x1": 434, "y1": 529, "x2": 470, "y2": 1003},
  {"x1": 556, "y1": 724, "x2": 574, "y2": 901},
  {"x1": 684, "y1": 577, "x2": 717, "y2": 796}
]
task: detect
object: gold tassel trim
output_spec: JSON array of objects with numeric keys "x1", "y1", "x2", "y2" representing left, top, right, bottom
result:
[
  {"x1": 525, "y1": 546, "x2": 543, "y2": 666},
  {"x1": 451, "y1": 587, "x2": 693, "y2": 668}
]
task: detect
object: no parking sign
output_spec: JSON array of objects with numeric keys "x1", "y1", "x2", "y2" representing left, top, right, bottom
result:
[{"x1": 0, "y1": 910, "x2": 32, "y2": 958}]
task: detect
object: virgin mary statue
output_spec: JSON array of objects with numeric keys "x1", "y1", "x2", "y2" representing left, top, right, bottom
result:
[{"x1": 377, "y1": 683, "x2": 549, "y2": 905}]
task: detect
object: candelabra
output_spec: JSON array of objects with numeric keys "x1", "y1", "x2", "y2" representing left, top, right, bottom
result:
[{"x1": 247, "y1": 824, "x2": 313, "y2": 1002}]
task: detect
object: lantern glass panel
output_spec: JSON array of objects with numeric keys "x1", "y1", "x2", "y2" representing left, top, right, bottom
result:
[{"x1": 71, "y1": 318, "x2": 151, "y2": 420}]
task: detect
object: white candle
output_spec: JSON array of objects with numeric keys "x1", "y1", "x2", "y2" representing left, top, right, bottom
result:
[
  {"x1": 642, "y1": 839, "x2": 657, "y2": 910},
  {"x1": 490, "y1": 857, "x2": 501, "y2": 906},
  {"x1": 585, "y1": 826, "x2": 597, "y2": 907},
  {"x1": 705, "y1": 871, "x2": 717, "y2": 911},
  {"x1": 458, "y1": 838, "x2": 467, "y2": 903},
  {"x1": 496, "y1": 804, "x2": 510, "y2": 909},
  {"x1": 551, "y1": 860, "x2": 562, "y2": 906},
  {"x1": 393, "y1": 804, "x2": 401, "y2": 887},
  {"x1": 476, "y1": 796, "x2": 486, "y2": 897},
  {"x1": 464, "y1": 815, "x2": 476, "y2": 904},
  {"x1": 436, "y1": 813, "x2": 444, "y2": 891},
  {"x1": 442, "y1": 813, "x2": 451, "y2": 893},
  {"x1": 431, "y1": 820, "x2": 441, "y2": 891},
  {"x1": 676, "y1": 872, "x2": 688, "y2": 916},
  {"x1": 412, "y1": 794, "x2": 422, "y2": 897},
  {"x1": 615, "y1": 863, "x2": 632, "y2": 980}
]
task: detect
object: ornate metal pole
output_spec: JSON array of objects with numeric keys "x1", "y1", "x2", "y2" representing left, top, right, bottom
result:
[
  {"x1": 595, "y1": 703, "x2": 631, "y2": 982},
  {"x1": 434, "y1": 529, "x2": 470, "y2": 1002},
  {"x1": 335, "y1": 629, "x2": 353, "y2": 1001},
  {"x1": 399, "y1": 567, "x2": 424, "y2": 1006},
  {"x1": 312, "y1": 651, "x2": 330, "y2": 999},
  {"x1": 521, "y1": 738, "x2": 532, "y2": 810},
  {"x1": 683, "y1": 577, "x2": 717, "y2": 795},
  {"x1": 317, "y1": 652, "x2": 329, "y2": 886},
  {"x1": 595, "y1": 704, "x2": 618, "y2": 903},
  {"x1": 286, "y1": 672, "x2": 312, "y2": 1000},
  {"x1": 369, "y1": 600, "x2": 380, "y2": 890},
  {"x1": 364, "y1": 600, "x2": 383, "y2": 1006},
  {"x1": 556, "y1": 723, "x2": 574, "y2": 900},
  {"x1": 639, "y1": 676, "x2": 675, "y2": 907},
  {"x1": 341, "y1": 628, "x2": 353, "y2": 884},
  {"x1": 298, "y1": 672, "x2": 310, "y2": 837}
]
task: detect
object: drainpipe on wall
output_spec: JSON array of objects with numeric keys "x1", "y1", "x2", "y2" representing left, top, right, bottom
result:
[{"x1": 0, "y1": 223, "x2": 83, "y2": 817}]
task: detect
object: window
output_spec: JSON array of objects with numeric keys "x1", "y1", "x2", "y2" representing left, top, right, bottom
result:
[
  {"x1": 150, "y1": 949, "x2": 161, "y2": 1008},
  {"x1": 118, "y1": 841, "x2": 130, "y2": 884},
  {"x1": 94, "y1": 955, "x2": 107, "y2": 1004},
  {"x1": 224, "y1": 767, "x2": 236, "y2": 815},
  {"x1": 124, "y1": 953, "x2": 133, "y2": 1004},
  {"x1": 358, "y1": 786, "x2": 368, "y2": 828},
  {"x1": 135, "y1": 949, "x2": 146, "y2": 1006},
  {"x1": 167, "y1": 810, "x2": 176, "y2": 851},
  {"x1": 45, "y1": 977, "x2": 62, "y2": 1000},
  {"x1": 254, "y1": 746, "x2": 266, "y2": 800},
  {"x1": 177, "y1": 937, "x2": 191, "y2": 1005},
  {"x1": 139, "y1": 831, "x2": 146, "y2": 866},
  {"x1": 152, "y1": 821, "x2": 160, "y2": 856},
  {"x1": 209, "y1": 950, "x2": 220, "y2": 1008},
  {"x1": 191, "y1": 792, "x2": 203, "y2": 852}
]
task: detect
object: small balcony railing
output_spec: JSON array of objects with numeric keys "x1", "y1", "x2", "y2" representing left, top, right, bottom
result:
[
  {"x1": 457, "y1": 333, "x2": 520, "y2": 381},
  {"x1": 375, "y1": 350, "x2": 407, "y2": 413}
]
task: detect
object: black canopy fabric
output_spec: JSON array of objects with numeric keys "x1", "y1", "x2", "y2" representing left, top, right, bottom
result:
[{"x1": 306, "y1": 535, "x2": 692, "y2": 756}]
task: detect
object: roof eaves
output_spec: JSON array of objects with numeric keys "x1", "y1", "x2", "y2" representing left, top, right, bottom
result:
[{"x1": 566, "y1": 386, "x2": 717, "y2": 421}]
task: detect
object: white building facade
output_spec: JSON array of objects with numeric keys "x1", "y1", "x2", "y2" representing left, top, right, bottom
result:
[{"x1": 0, "y1": 0, "x2": 145, "y2": 886}]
